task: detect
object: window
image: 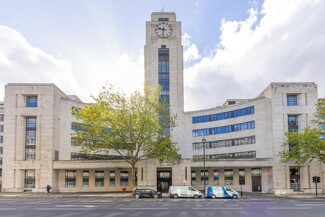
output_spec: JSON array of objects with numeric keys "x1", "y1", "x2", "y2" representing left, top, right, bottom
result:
[
  {"x1": 26, "y1": 96, "x2": 37, "y2": 107},
  {"x1": 158, "y1": 18, "x2": 169, "y2": 21},
  {"x1": 24, "y1": 169, "x2": 35, "y2": 188},
  {"x1": 0, "y1": 158, "x2": 2, "y2": 165},
  {"x1": 200, "y1": 170, "x2": 208, "y2": 185},
  {"x1": 239, "y1": 169, "x2": 245, "y2": 185},
  {"x1": 0, "y1": 147, "x2": 2, "y2": 154},
  {"x1": 251, "y1": 168, "x2": 261, "y2": 176},
  {"x1": 0, "y1": 114, "x2": 3, "y2": 121},
  {"x1": 95, "y1": 171, "x2": 104, "y2": 187},
  {"x1": 25, "y1": 147, "x2": 36, "y2": 160},
  {"x1": 192, "y1": 121, "x2": 255, "y2": 137},
  {"x1": 55, "y1": 151, "x2": 59, "y2": 160},
  {"x1": 224, "y1": 169, "x2": 233, "y2": 185},
  {"x1": 109, "y1": 171, "x2": 115, "y2": 186},
  {"x1": 65, "y1": 170, "x2": 76, "y2": 187},
  {"x1": 213, "y1": 170, "x2": 219, "y2": 185},
  {"x1": 120, "y1": 171, "x2": 128, "y2": 186},
  {"x1": 0, "y1": 125, "x2": 3, "y2": 132},
  {"x1": 83, "y1": 171, "x2": 89, "y2": 187},
  {"x1": 191, "y1": 171, "x2": 196, "y2": 185},
  {"x1": 192, "y1": 106, "x2": 255, "y2": 124},
  {"x1": 71, "y1": 137, "x2": 77, "y2": 146},
  {"x1": 287, "y1": 95, "x2": 297, "y2": 106},
  {"x1": 71, "y1": 107, "x2": 80, "y2": 115},
  {"x1": 0, "y1": 136, "x2": 3, "y2": 143},
  {"x1": 288, "y1": 115, "x2": 298, "y2": 132}
]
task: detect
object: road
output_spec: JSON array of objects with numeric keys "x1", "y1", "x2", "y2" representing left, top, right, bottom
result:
[{"x1": 0, "y1": 195, "x2": 324, "y2": 217}]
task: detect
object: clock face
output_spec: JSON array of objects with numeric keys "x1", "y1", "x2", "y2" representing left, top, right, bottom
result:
[{"x1": 154, "y1": 22, "x2": 172, "y2": 38}]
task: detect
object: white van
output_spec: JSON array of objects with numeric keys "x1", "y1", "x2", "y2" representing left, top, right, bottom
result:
[
  {"x1": 169, "y1": 186, "x2": 203, "y2": 199},
  {"x1": 205, "y1": 186, "x2": 240, "y2": 199}
]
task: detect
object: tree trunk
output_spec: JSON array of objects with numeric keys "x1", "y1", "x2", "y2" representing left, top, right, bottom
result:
[{"x1": 131, "y1": 162, "x2": 137, "y2": 191}]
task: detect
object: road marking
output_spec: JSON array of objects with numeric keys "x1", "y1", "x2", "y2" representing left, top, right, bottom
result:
[
  {"x1": 56, "y1": 205, "x2": 97, "y2": 208},
  {"x1": 268, "y1": 207, "x2": 310, "y2": 210},
  {"x1": 37, "y1": 208, "x2": 93, "y2": 211},
  {"x1": 296, "y1": 204, "x2": 324, "y2": 207},
  {"x1": 193, "y1": 208, "x2": 244, "y2": 210},
  {"x1": 0, "y1": 208, "x2": 17, "y2": 210},
  {"x1": 120, "y1": 208, "x2": 169, "y2": 210}
]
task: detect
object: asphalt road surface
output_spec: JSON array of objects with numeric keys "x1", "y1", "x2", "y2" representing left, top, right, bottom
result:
[{"x1": 0, "y1": 195, "x2": 324, "y2": 217}]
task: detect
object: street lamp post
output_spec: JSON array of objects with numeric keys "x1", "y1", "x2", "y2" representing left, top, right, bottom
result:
[{"x1": 202, "y1": 138, "x2": 206, "y2": 198}]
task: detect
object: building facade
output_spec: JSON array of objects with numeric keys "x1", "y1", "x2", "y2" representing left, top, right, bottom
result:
[
  {"x1": 0, "y1": 101, "x2": 3, "y2": 191},
  {"x1": 1, "y1": 12, "x2": 324, "y2": 194}
]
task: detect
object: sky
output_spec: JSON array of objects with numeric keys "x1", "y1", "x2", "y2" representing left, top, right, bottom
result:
[{"x1": 0, "y1": 0, "x2": 325, "y2": 111}]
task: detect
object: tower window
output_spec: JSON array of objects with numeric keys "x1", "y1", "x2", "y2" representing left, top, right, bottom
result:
[
  {"x1": 158, "y1": 18, "x2": 169, "y2": 22},
  {"x1": 26, "y1": 96, "x2": 38, "y2": 107},
  {"x1": 287, "y1": 95, "x2": 298, "y2": 106}
]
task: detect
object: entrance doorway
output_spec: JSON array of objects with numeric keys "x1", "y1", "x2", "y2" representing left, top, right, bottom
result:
[
  {"x1": 251, "y1": 168, "x2": 262, "y2": 192},
  {"x1": 157, "y1": 169, "x2": 172, "y2": 192}
]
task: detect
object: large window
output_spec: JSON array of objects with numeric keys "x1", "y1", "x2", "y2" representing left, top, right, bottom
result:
[
  {"x1": 26, "y1": 96, "x2": 37, "y2": 107},
  {"x1": 224, "y1": 169, "x2": 233, "y2": 185},
  {"x1": 120, "y1": 171, "x2": 128, "y2": 186},
  {"x1": 191, "y1": 171, "x2": 196, "y2": 185},
  {"x1": 0, "y1": 114, "x2": 3, "y2": 121},
  {"x1": 192, "y1": 106, "x2": 254, "y2": 124},
  {"x1": 24, "y1": 169, "x2": 35, "y2": 188},
  {"x1": 25, "y1": 117, "x2": 36, "y2": 160},
  {"x1": 0, "y1": 147, "x2": 2, "y2": 154},
  {"x1": 109, "y1": 171, "x2": 115, "y2": 187},
  {"x1": 287, "y1": 95, "x2": 298, "y2": 106},
  {"x1": 239, "y1": 169, "x2": 245, "y2": 185},
  {"x1": 193, "y1": 151, "x2": 256, "y2": 161},
  {"x1": 95, "y1": 171, "x2": 104, "y2": 187},
  {"x1": 213, "y1": 170, "x2": 219, "y2": 185},
  {"x1": 0, "y1": 136, "x2": 3, "y2": 143},
  {"x1": 192, "y1": 136, "x2": 255, "y2": 150},
  {"x1": 0, "y1": 125, "x2": 3, "y2": 132},
  {"x1": 83, "y1": 171, "x2": 89, "y2": 187},
  {"x1": 25, "y1": 146, "x2": 36, "y2": 160},
  {"x1": 288, "y1": 115, "x2": 298, "y2": 132},
  {"x1": 158, "y1": 47, "x2": 170, "y2": 103},
  {"x1": 200, "y1": 170, "x2": 208, "y2": 185},
  {"x1": 65, "y1": 170, "x2": 76, "y2": 187},
  {"x1": 192, "y1": 121, "x2": 255, "y2": 137}
]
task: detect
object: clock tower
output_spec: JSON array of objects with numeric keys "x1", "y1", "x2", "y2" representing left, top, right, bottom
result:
[{"x1": 145, "y1": 12, "x2": 185, "y2": 155}]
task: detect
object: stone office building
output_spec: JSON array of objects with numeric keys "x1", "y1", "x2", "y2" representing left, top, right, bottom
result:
[{"x1": 1, "y1": 12, "x2": 324, "y2": 194}]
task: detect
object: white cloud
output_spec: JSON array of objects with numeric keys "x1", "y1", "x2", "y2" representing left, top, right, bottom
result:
[
  {"x1": 184, "y1": 0, "x2": 325, "y2": 111},
  {"x1": 0, "y1": 25, "x2": 88, "y2": 101},
  {"x1": 182, "y1": 33, "x2": 200, "y2": 63},
  {"x1": 0, "y1": 25, "x2": 144, "y2": 102}
]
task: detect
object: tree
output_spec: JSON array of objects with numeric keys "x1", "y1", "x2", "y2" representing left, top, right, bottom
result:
[
  {"x1": 74, "y1": 84, "x2": 178, "y2": 189},
  {"x1": 280, "y1": 98, "x2": 325, "y2": 165}
]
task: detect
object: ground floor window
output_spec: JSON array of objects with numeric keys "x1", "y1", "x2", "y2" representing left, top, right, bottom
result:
[
  {"x1": 200, "y1": 170, "x2": 208, "y2": 185},
  {"x1": 213, "y1": 170, "x2": 219, "y2": 185},
  {"x1": 24, "y1": 169, "x2": 35, "y2": 188},
  {"x1": 224, "y1": 169, "x2": 233, "y2": 185},
  {"x1": 95, "y1": 171, "x2": 104, "y2": 187},
  {"x1": 65, "y1": 170, "x2": 76, "y2": 187},
  {"x1": 239, "y1": 169, "x2": 245, "y2": 185},
  {"x1": 83, "y1": 171, "x2": 89, "y2": 187},
  {"x1": 109, "y1": 171, "x2": 115, "y2": 186},
  {"x1": 120, "y1": 171, "x2": 128, "y2": 186},
  {"x1": 191, "y1": 171, "x2": 196, "y2": 185}
]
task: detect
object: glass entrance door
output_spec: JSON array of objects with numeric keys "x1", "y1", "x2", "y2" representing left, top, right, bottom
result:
[{"x1": 157, "y1": 170, "x2": 172, "y2": 192}]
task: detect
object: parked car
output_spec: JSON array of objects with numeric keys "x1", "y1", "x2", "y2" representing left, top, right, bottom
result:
[
  {"x1": 205, "y1": 186, "x2": 240, "y2": 199},
  {"x1": 133, "y1": 188, "x2": 162, "y2": 198},
  {"x1": 169, "y1": 185, "x2": 203, "y2": 199}
]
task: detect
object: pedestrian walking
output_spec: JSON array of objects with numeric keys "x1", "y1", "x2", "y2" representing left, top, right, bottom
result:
[{"x1": 46, "y1": 184, "x2": 52, "y2": 193}]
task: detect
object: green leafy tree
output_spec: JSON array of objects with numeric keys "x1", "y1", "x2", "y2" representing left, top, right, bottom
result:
[
  {"x1": 74, "y1": 84, "x2": 178, "y2": 189},
  {"x1": 280, "y1": 98, "x2": 325, "y2": 164}
]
